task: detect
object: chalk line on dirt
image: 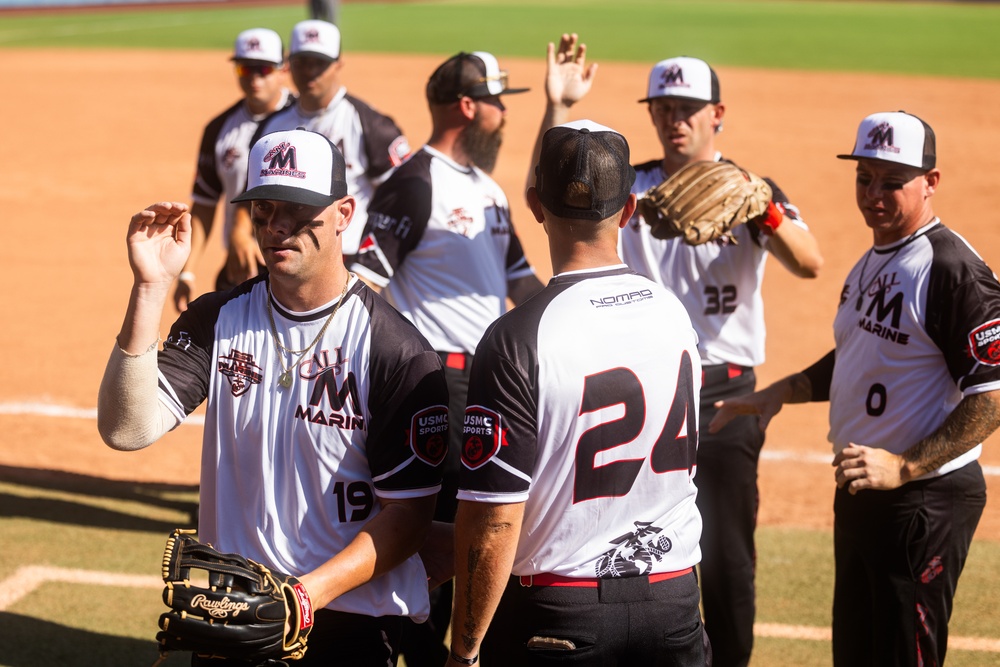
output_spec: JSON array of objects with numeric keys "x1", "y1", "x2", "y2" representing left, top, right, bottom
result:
[{"x1": 4, "y1": 401, "x2": 999, "y2": 476}]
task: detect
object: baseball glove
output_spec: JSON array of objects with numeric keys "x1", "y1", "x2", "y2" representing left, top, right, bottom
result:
[
  {"x1": 636, "y1": 160, "x2": 772, "y2": 245},
  {"x1": 155, "y1": 529, "x2": 313, "y2": 665}
]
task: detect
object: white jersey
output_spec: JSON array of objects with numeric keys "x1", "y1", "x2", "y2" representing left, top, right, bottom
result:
[
  {"x1": 256, "y1": 87, "x2": 411, "y2": 255},
  {"x1": 457, "y1": 266, "x2": 703, "y2": 578},
  {"x1": 621, "y1": 157, "x2": 807, "y2": 367},
  {"x1": 831, "y1": 219, "x2": 1000, "y2": 476},
  {"x1": 191, "y1": 90, "x2": 294, "y2": 246},
  {"x1": 157, "y1": 275, "x2": 448, "y2": 621},
  {"x1": 350, "y1": 145, "x2": 537, "y2": 354}
]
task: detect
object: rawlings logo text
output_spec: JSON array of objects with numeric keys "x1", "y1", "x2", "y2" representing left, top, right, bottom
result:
[{"x1": 189, "y1": 594, "x2": 251, "y2": 618}]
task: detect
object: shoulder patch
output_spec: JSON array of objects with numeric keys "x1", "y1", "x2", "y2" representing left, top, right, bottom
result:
[
  {"x1": 461, "y1": 406, "x2": 504, "y2": 470},
  {"x1": 410, "y1": 405, "x2": 449, "y2": 465},
  {"x1": 970, "y1": 319, "x2": 1000, "y2": 366}
]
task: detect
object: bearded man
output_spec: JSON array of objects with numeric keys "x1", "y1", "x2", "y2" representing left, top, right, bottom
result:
[{"x1": 350, "y1": 51, "x2": 543, "y2": 667}]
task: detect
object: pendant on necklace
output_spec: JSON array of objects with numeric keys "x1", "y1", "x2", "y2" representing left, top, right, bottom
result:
[
  {"x1": 278, "y1": 371, "x2": 294, "y2": 388},
  {"x1": 856, "y1": 293, "x2": 864, "y2": 311}
]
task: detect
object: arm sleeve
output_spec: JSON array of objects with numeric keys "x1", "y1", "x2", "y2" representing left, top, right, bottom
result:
[
  {"x1": 801, "y1": 349, "x2": 836, "y2": 402},
  {"x1": 97, "y1": 342, "x2": 181, "y2": 450}
]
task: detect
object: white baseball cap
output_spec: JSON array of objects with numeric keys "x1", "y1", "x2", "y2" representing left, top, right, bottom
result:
[
  {"x1": 290, "y1": 20, "x2": 341, "y2": 62},
  {"x1": 640, "y1": 56, "x2": 720, "y2": 104},
  {"x1": 231, "y1": 28, "x2": 284, "y2": 65},
  {"x1": 232, "y1": 129, "x2": 348, "y2": 206},
  {"x1": 837, "y1": 111, "x2": 937, "y2": 170}
]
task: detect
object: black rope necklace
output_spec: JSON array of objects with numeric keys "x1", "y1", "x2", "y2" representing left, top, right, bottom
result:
[{"x1": 855, "y1": 218, "x2": 938, "y2": 312}]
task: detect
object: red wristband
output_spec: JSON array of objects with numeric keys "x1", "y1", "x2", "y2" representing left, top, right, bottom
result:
[
  {"x1": 291, "y1": 582, "x2": 314, "y2": 629},
  {"x1": 757, "y1": 200, "x2": 784, "y2": 235}
]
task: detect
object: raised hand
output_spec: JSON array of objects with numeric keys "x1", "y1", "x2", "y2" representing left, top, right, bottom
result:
[
  {"x1": 546, "y1": 33, "x2": 598, "y2": 109},
  {"x1": 127, "y1": 202, "x2": 192, "y2": 286}
]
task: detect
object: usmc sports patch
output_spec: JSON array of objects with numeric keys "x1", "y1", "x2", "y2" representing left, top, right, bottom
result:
[
  {"x1": 969, "y1": 319, "x2": 1000, "y2": 365},
  {"x1": 461, "y1": 406, "x2": 503, "y2": 470},
  {"x1": 410, "y1": 406, "x2": 449, "y2": 466}
]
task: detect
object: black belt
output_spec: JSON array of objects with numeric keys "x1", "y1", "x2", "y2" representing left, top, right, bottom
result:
[
  {"x1": 702, "y1": 363, "x2": 751, "y2": 387},
  {"x1": 437, "y1": 351, "x2": 473, "y2": 371}
]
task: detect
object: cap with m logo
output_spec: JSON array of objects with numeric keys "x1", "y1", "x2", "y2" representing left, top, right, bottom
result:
[
  {"x1": 837, "y1": 111, "x2": 936, "y2": 169},
  {"x1": 232, "y1": 129, "x2": 348, "y2": 206},
  {"x1": 640, "y1": 56, "x2": 720, "y2": 104},
  {"x1": 231, "y1": 28, "x2": 284, "y2": 65}
]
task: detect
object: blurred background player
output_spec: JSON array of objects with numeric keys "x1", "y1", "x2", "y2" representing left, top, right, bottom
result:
[
  {"x1": 350, "y1": 51, "x2": 543, "y2": 665},
  {"x1": 450, "y1": 119, "x2": 707, "y2": 666},
  {"x1": 712, "y1": 111, "x2": 1000, "y2": 667},
  {"x1": 532, "y1": 47, "x2": 823, "y2": 666},
  {"x1": 245, "y1": 19, "x2": 411, "y2": 265},
  {"x1": 99, "y1": 128, "x2": 448, "y2": 666},
  {"x1": 173, "y1": 27, "x2": 294, "y2": 312}
]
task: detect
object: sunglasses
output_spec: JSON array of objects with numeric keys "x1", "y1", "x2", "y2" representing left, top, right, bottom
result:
[{"x1": 236, "y1": 64, "x2": 277, "y2": 78}]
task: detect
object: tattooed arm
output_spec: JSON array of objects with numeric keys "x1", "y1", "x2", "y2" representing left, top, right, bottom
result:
[
  {"x1": 448, "y1": 500, "x2": 525, "y2": 665},
  {"x1": 834, "y1": 390, "x2": 1000, "y2": 494}
]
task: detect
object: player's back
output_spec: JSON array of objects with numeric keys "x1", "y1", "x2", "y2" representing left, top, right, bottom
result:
[{"x1": 464, "y1": 265, "x2": 703, "y2": 578}]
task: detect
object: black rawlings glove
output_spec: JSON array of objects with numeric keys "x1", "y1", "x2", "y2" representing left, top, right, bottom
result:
[{"x1": 155, "y1": 529, "x2": 314, "y2": 665}]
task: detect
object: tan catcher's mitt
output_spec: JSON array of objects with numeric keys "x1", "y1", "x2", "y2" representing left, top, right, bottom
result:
[
  {"x1": 637, "y1": 160, "x2": 773, "y2": 245},
  {"x1": 154, "y1": 529, "x2": 313, "y2": 666}
]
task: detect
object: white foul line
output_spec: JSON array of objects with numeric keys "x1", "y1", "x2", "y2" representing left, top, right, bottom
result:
[
  {"x1": 0, "y1": 566, "x2": 996, "y2": 652},
  {"x1": 0, "y1": 401, "x2": 204, "y2": 425},
  {"x1": 0, "y1": 565, "x2": 160, "y2": 611},
  {"x1": 5, "y1": 401, "x2": 998, "y2": 476}
]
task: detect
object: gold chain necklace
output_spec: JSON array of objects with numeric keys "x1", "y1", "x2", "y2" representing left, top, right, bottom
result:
[{"x1": 265, "y1": 275, "x2": 351, "y2": 388}]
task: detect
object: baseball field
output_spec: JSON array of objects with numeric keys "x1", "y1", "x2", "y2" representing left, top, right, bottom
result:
[{"x1": 1, "y1": 1, "x2": 999, "y2": 665}]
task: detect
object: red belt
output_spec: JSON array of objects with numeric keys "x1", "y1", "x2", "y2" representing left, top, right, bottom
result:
[
  {"x1": 701, "y1": 363, "x2": 749, "y2": 387},
  {"x1": 518, "y1": 567, "x2": 692, "y2": 588},
  {"x1": 438, "y1": 351, "x2": 472, "y2": 371}
]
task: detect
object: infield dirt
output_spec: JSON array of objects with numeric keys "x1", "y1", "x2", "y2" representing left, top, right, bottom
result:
[{"x1": 2, "y1": 49, "x2": 998, "y2": 538}]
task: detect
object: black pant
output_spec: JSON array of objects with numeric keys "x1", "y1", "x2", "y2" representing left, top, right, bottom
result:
[
  {"x1": 695, "y1": 366, "x2": 762, "y2": 667},
  {"x1": 832, "y1": 462, "x2": 986, "y2": 667},
  {"x1": 480, "y1": 572, "x2": 708, "y2": 666},
  {"x1": 397, "y1": 351, "x2": 472, "y2": 666},
  {"x1": 191, "y1": 609, "x2": 403, "y2": 666}
]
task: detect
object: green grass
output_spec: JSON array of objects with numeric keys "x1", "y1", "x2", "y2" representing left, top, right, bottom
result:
[
  {"x1": 2, "y1": 0, "x2": 1000, "y2": 78},
  {"x1": 1, "y1": 473, "x2": 997, "y2": 667}
]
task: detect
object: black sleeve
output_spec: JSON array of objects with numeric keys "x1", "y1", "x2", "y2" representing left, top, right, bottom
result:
[
  {"x1": 191, "y1": 104, "x2": 240, "y2": 202},
  {"x1": 351, "y1": 161, "x2": 432, "y2": 280},
  {"x1": 157, "y1": 290, "x2": 234, "y2": 415},
  {"x1": 364, "y1": 295, "x2": 449, "y2": 492},
  {"x1": 925, "y1": 234, "x2": 1000, "y2": 391},
  {"x1": 801, "y1": 349, "x2": 836, "y2": 402},
  {"x1": 349, "y1": 94, "x2": 410, "y2": 179}
]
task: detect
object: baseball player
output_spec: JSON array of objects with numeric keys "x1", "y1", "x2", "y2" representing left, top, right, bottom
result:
[
  {"x1": 712, "y1": 111, "x2": 1000, "y2": 666},
  {"x1": 97, "y1": 128, "x2": 448, "y2": 666},
  {"x1": 349, "y1": 50, "x2": 543, "y2": 666},
  {"x1": 449, "y1": 120, "x2": 707, "y2": 666},
  {"x1": 173, "y1": 27, "x2": 294, "y2": 312},
  {"x1": 241, "y1": 19, "x2": 411, "y2": 264},
  {"x1": 533, "y1": 42, "x2": 824, "y2": 667}
]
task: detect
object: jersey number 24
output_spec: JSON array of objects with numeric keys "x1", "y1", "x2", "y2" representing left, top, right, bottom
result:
[{"x1": 574, "y1": 351, "x2": 698, "y2": 504}]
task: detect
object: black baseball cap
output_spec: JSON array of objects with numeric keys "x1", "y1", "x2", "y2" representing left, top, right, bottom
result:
[
  {"x1": 232, "y1": 129, "x2": 348, "y2": 206},
  {"x1": 534, "y1": 120, "x2": 636, "y2": 221},
  {"x1": 426, "y1": 51, "x2": 529, "y2": 104}
]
